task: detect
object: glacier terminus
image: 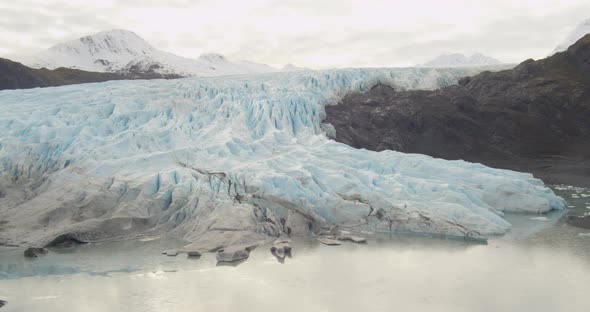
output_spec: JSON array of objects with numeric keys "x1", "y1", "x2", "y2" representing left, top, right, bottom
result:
[{"x1": 0, "y1": 68, "x2": 565, "y2": 250}]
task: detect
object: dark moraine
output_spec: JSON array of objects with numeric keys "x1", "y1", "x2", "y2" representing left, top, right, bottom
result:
[{"x1": 324, "y1": 35, "x2": 590, "y2": 187}]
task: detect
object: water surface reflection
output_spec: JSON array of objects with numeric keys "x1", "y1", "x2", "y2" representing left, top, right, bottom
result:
[{"x1": 1, "y1": 187, "x2": 590, "y2": 312}]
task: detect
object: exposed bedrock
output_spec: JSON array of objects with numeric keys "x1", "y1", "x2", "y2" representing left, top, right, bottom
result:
[
  {"x1": 24, "y1": 247, "x2": 48, "y2": 258},
  {"x1": 324, "y1": 35, "x2": 590, "y2": 187},
  {"x1": 270, "y1": 237, "x2": 293, "y2": 262},
  {"x1": 216, "y1": 244, "x2": 257, "y2": 263}
]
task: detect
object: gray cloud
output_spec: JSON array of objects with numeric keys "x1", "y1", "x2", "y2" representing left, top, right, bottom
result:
[{"x1": 1, "y1": 0, "x2": 589, "y2": 68}]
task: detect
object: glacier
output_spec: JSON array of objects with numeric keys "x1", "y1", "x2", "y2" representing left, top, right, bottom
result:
[{"x1": 0, "y1": 68, "x2": 565, "y2": 249}]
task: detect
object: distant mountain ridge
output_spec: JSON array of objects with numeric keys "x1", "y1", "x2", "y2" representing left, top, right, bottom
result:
[
  {"x1": 281, "y1": 63, "x2": 311, "y2": 71},
  {"x1": 16, "y1": 29, "x2": 289, "y2": 77},
  {"x1": 0, "y1": 57, "x2": 180, "y2": 91},
  {"x1": 421, "y1": 53, "x2": 502, "y2": 68}
]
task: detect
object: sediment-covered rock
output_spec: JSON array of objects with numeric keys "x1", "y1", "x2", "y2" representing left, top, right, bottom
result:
[
  {"x1": 270, "y1": 238, "x2": 292, "y2": 260},
  {"x1": 162, "y1": 250, "x2": 179, "y2": 256},
  {"x1": 24, "y1": 247, "x2": 48, "y2": 258},
  {"x1": 216, "y1": 245, "x2": 252, "y2": 263},
  {"x1": 45, "y1": 233, "x2": 88, "y2": 248},
  {"x1": 318, "y1": 237, "x2": 341, "y2": 246},
  {"x1": 338, "y1": 234, "x2": 367, "y2": 243},
  {"x1": 185, "y1": 250, "x2": 202, "y2": 257}
]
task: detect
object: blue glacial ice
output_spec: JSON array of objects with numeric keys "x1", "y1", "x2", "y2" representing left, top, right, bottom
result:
[{"x1": 0, "y1": 68, "x2": 565, "y2": 247}]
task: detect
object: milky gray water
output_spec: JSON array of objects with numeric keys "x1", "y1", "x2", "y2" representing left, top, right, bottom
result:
[{"x1": 1, "y1": 186, "x2": 589, "y2": 312}]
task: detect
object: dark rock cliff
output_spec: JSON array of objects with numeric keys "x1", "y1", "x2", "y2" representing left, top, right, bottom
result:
[{"x1": 325, "y1": 35, "x2": 590, "y2": 186}]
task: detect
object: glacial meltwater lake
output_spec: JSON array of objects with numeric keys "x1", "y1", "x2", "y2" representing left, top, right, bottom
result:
[{"x1": 1, "y1": 186, "x2": 590, "y2": 312}]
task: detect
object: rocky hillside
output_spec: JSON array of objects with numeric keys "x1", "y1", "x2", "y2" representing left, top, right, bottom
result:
[
  {"x1": 325, "y1": 35, "x2": 590, "y2": 186},
  {"x1": 0, "y1": 58, "x2": 179, "y2": 90}
]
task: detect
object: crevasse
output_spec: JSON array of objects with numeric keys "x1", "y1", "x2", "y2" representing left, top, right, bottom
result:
[{"x1": 0, "y1": 68, "x2": 565, "y2": 248}]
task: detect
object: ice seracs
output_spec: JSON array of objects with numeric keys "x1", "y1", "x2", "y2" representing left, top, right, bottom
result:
[
  {"x1": 0, "y1": 68, "x2": 565, "y2": 249},
  {"x1": 17, "y1": 29, "x2": 281, "y2": 77},
  {"x1": 421, "y1": 53, "x2": 502, "y2": 68}
]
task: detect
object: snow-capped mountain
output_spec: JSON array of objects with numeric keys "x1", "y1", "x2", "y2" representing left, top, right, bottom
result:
[
  {"x1": 553, "y1": 18, "x2": 590, "y2": 53},
  {"x1": 281, "y1": 63, "x2": 311, "y2": 72},
  {"x1": 18, "y1": 29, "x2": 282, "y2": 77},
  {"x1": 421, "y1": 53, "x2": 502, "y2": 68}
]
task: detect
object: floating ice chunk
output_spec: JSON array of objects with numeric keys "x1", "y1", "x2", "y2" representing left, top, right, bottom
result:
[
  {"x1": 33, "y1": 296, "x2": 60, "y2": 301},
  {"x1": 530, "y1": 216, "x2": 548, "y2": 221}
]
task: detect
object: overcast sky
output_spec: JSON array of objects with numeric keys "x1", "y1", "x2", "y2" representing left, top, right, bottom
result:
[{"x1": 1, "y1": 0, "x2": 589, "y2": 68}]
